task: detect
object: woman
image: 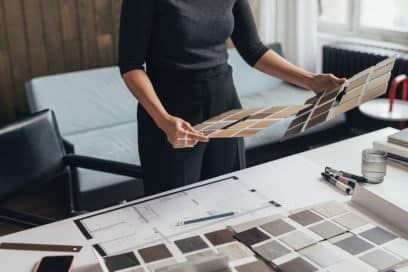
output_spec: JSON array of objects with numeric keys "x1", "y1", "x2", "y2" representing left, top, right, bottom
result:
[{"x1": 119, "y1": 0, "x2": 345, "y2": 196}]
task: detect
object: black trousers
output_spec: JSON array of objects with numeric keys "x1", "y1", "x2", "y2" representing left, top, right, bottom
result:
[{"x1": 138, "y1": 64, "x2": 246, "y2": 196}]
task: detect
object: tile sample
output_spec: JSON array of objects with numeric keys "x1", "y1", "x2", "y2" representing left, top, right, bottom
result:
[
  {"x1": 312, "y1": 202, "x2": 349, "y2": 218},
  {"x1": 174, "y1": 236, "x2": 209, "y2": 254},
  {"x1": 194, "y1": 105, "x2": 308, "y2": 139},
  {"x1": 334, "y1": 235, "x2": 374, "y2": 255},
  {"x1": 104, "y1": 252, "x2": 140, "y2": 272},
  {"x1": 280, "y1": 231, "x2": 319, "y2": 251},
  {"x1": 138, "y1": 244, "x2": 172, "y2": 263},
  {"x1": 284, "y1": 123, "x2": 305, "y2": 138},
  {"x1": 235, "y1": 260, "x2": 275, "y2": 272},
  {"x1": 309, "y1": 221, "x2": 346, "y2": 239},
  {"x1": 147, "y1": 258, "x2": 177, "y2": 272},
  {"x1": 359, "y1": 227, "x2": 397, "y2": 245},
  {"x1": 289, "y1": 114, "x2": 309, "y2": 127},
  {"x1": 260, "y1": 219, "x2": 296, "y2": 237},
  {"x1": 319, "y1": 90, "x2": 339, "y2": 105},
  {"x1": 333, "y1": 212, "x2": 370, "y2": 230},
  {"x1": 253, "y1": 240, "x2": 291, "y2": 261},
  {"x1": 312, "y1": 101, "x2": 333, "y2": 117},
  {"x1": 185, "y1": 249, "x2": 218, "y2": 262},
  {"x1": 231, "y1": 216, "x2": 278, "y2": 233},
  {"x1": 306, "y1": 111, "x2": 329, "y2": 129},
  {"x1": 217, "y1": 242, "x2": 254, "y2": 261},
  {"x1": 288, "y1": 210, "x2": 324, "y2": 226},
  {"x1": 327, "y1": 258, "x2": 376, "y2": 272},
  {"x1": 251, "y1": 120, "x2": 279, "y2": 129},
  {"x1": 384, "y1": 239, "x2": 408, "y2": 259},
  {"x1": 300, "y1": 243, "x2": 346, "y2": 268},
  {"x1": 278, "y1": 257, "x2": 318, "y2": 272},
  {"x1": 233, "y1": 129, "x2": 262, "y2": 138},
  {"x1": 204, "y1": 229, "x2": 236, "y2": 246},
  {"x1": 359, "y1": 249, "x2": 401, "y2": 270},
  {"x1": 234, "y1": 228, "x2": 270, "y2": 246}
]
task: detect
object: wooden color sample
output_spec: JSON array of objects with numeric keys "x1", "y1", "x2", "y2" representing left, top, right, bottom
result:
[
  {"x1": 371, "y1": 62, "x2": 394, "y2": 80},
  {"x1": 340, "y1": 85, "x2": 364, "y2": 104},
  {"x1": 334, "y1": 98, "x2": 359, "y2": 116},
  {"x1": 319, "y1": 90, "x2": 339, "y2": 105},
  {"x1": 306, "y1": 112, "x2": 329, "y2": 129},
  {"x1": 205, "y1": 229, "x2": 236, "y2": 246},
  {"x1": 234, "y1": 228, "x2": 270, "y2": 246},
  {"x1": 138, "y1": 244, "x2": 172, "y2": 263},
  {"x1": 288, "y1": 210, "x2": 324, "y2": 226},
  {"x1": 233, "y1": 129, "x2": 262, "y2": 138},
  {"x1": 312, "y1": 101, "x2": 334, "y2": 118},
  {"x1": 348, "y1": 72, "x2": 369, "y2": 90},
  {"x1": 362, "y1": 82, "x2": 388, "y2": 103},
  {"x1": 174, "y1": 236, "x2": 209, "y2": 254},
  {"x1": 251, "y1": 120, "x2": 279, "y2": 129},
  {"x1": 209, "y1": 129, "x2": 240, "y2": 138},
  {"x1": 228, "y1": 120, "x2": 258, "y2": 130},
  {"x1": 284, "y1": 123, "x2": 305, "y2": 138}
]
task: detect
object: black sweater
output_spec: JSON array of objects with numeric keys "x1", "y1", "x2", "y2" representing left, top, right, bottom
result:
[{"x1": 118, "y1": 0, "x2": 269, "y2": 75}]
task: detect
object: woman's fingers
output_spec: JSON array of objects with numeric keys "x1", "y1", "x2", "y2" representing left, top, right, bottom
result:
[
  {"x1": 183, "y1": 122, "x2": 201, "y2": 133},
  {"x1": 172, "y1": 138, "x2": 198, "y2": 149}
]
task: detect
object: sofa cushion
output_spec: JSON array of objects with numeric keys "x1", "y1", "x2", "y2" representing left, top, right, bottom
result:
[
  {"x1": 26, "y1": 67, "x2": 137, "y2": 136},
  {"x1": 228, "y1": 49, "x2": 283, "y2": 97},
  {"x1": 239, "y1": 83, "x2": 345, "y2": 149},
  {"x1": 65, "y1": 121, "x2": 142, "y2": 210}
]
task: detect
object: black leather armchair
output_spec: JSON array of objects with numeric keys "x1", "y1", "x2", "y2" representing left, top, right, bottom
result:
[{"x1": 0, "y1": 110, "x2": 143, "y2": 228}]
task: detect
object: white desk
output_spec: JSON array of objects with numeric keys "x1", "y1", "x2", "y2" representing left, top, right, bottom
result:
[{"x1": 0, "y1": 128, "x2": 404, "y2": 272}]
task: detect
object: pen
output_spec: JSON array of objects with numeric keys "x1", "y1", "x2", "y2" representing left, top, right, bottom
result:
[
  {"x1": 177, "y1": 212, "x2": 235, "y2": 226},
  {"x1": 321, "y1": 173, "x2": 353, "y2": 195},
  {"x1": 331, "y1": 174, "x2": 357, "y2": 189},
  {"x1": 325, "y1": 166, "x2": 368, "y2": 183}
]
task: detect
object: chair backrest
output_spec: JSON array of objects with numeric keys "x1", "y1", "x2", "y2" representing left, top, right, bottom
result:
[
  {"x1": 228, "y1": 43, "x2": 285, "y2": 97},
  {"x1": 25, "y1": 67, "x2": 137, "y2": 136},
  {"x1": 0, "y1": 110, "x2": 67, "y2": 200}
]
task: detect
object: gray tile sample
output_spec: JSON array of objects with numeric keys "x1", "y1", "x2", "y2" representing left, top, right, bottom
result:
[
  {"x1": 334, "y1": 235, "x2": 374, "y2": 255},
  {"x1": 260, "y1": 219, "x2": 296, "y2": 237},
  {"x1": 360, "y1": 227, "x2": 397, "y2": 245},
  {"x1": 253, "y1": 240, "x2": 291, "y2": 261},
  {"x1": 289, "y1": 210, "x2": 323, "y2": 226}
]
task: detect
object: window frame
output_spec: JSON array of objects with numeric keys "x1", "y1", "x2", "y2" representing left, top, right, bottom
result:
[{"x1": 318, "y1": 0, "x2": 408, "y2": 45}]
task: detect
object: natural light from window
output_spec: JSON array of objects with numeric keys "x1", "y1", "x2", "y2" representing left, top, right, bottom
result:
[
  {"x1": 319, "y1": 0, "x2": 348, "y2": 24},
  {"x1": 361, "y1": 0, "x2": 408, "y2": 32}
]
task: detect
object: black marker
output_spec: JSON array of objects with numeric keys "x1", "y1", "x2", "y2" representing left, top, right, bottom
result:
[
  {"x1": 325, "y1": 166, "x2": 368, "y2": 183},
  {"x1": 321, "y1": 173, "x2": 353, "y2": 195}
]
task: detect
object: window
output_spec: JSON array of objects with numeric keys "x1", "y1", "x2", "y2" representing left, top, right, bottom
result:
[
  {"x1": 319, "y1": 0, "x2": 349, "y2": 25},
  {"x1": 318, "y1": 0, "x2": 408, "y2": 44},
  {"x1": 360, "y1": 0, "x2": 408, "y2": 32}
]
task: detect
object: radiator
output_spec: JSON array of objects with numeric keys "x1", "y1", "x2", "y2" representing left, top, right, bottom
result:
[
  {"x1": 323, "y1": 43, "x2": 408, "y2": 90},
  {"x1": 322, "y1": 43, "x2": 408, "y2": 130}
]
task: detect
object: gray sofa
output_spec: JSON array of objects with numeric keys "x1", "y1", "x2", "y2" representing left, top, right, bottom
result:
[{"x1": 25, "y1": 43, "x2": 346, "y2": 211}]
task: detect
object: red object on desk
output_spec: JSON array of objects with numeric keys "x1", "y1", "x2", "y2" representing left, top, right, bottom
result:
[{"x1": 388, "y1": 74, "x2": 408, "y2": 128}]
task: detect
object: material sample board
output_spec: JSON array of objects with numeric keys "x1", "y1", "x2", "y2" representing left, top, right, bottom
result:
[
  {"x1": 194, "y1": 105, "x2": 310, "y2": 138},
  {"x1": 95, "y1": 201, "x2": 408, "y2": 272},
  {"x1": 194, "y1": 56, "x2": 396, "y2": 139},
  {"x1": 284, "y1": 56, "x2": 396, "y2": 139}
]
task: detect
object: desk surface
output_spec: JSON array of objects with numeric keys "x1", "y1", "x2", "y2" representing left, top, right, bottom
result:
[{"x1": 0, "y1": 128, "x2": 404, "y2": 272}]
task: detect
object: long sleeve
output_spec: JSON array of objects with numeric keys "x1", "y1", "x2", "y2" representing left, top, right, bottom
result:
[
  {"x1": 231, "y1": 0, "x2": 269, "y2": 66},
  {"x1": 118, "y1": 0, "x2": 155, "y2": 75}
]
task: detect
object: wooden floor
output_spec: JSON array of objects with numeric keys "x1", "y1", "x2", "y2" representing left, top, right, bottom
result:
[{"x1": 0, "y1": 175, "x2": 70, "y2": 236}]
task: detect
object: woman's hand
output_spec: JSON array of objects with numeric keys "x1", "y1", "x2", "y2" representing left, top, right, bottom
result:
[
  {"x1": 157, "y1": 114, "x2": 209, "y2": 149},
  {"x1": 310, "y1": 74, "x2": 347, "y2": 94}
]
